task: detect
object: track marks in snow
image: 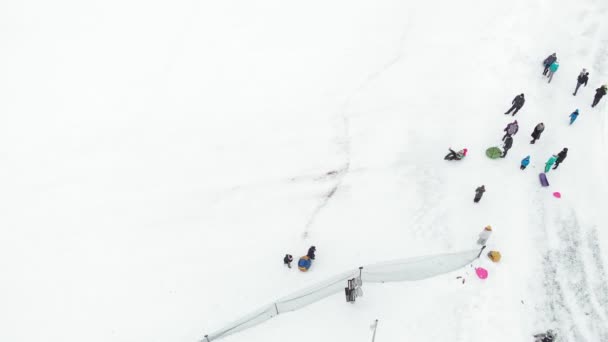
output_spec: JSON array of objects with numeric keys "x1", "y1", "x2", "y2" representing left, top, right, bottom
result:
[
  {"x1": 301, "y1": 11, "x2": 415, "y2": 239},
  {"x1": 541, "y1": 209, "x2": 608, "y2": 341}
]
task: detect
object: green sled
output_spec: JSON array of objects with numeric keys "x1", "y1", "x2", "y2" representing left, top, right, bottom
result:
[{"x1": 486, "y1": 147, "x2": 502, "y2": 159}]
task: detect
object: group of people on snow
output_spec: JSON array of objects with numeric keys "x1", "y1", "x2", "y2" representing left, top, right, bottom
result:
[
  {"x1": 283, "y1": 246, "x2": 316, "y2": 269},
  {"x1": 543, "y1": 52, "x2": 607, "y2": 107}
]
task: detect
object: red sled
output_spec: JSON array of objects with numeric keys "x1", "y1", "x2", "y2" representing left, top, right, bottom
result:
[{"x1": 539, "y1": 173, "x2": 549, "y2": 187}]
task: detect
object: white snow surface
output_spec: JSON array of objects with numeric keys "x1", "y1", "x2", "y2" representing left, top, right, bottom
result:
[{"x1": 2, "y1": 0, "x2": 608, "y2": 341}]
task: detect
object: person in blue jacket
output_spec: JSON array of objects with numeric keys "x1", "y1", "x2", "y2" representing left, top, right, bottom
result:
[
  {"x1": 520, "y1": 156, "x2": 530, "y2": 170},
  {"x1": 569, "y1": 109, "x2": 579, "y2": 125},
  {"x1": 547, "y1": 60, "x2": 559, "y2": 83}
]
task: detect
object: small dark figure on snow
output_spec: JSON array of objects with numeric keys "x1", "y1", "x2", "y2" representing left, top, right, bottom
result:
[
  {"x1": 503, "y1": 120, "x2": 519, "y2": 141},
  {"x1": 592, "y1": 85, "x2": 607, "y2": 107},
  {"x1": 534, "y1": 329, "x2": 556, "y2": 342},
  {"x1": 444, "y1": 148, "x2": 467, "y2": 160},
  {"x1": 501, "y1": 135, "x2": 513, "y2": 158},
  {"x1": 307, "y1": 246, "x2": 316, "y2": 260},
  {"x1": 520, "y1": 155, "x2": 530, "y2": 170},
  {"x1": 283, "y1": 254, "x2": 293, "y2": 268},
  {"x1": 573, "y1": 70, "x2": 589, "y2": 96},
  {"x1": 530, "y1": 122, "x2": 545, "y2": 144},
  {"x1": 474, "y1": 185, "x2": 485, "y2": 203},
  {"x1": 542, "y1": 53, "x2": 557, "y2": 75},
  {"x1": 553, "y1": 148, "x2": 568, "y2": 170},
  {"x1": 505, "y1": 93, "x2": 525, "y2": 116}
]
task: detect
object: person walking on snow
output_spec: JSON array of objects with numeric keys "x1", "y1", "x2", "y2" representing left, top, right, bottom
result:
[
  {"x1": 283, "y1": 254, "x2": 293, "y2": 268},
  {"x1": 307, "y1": 246, "x2": 316, "y2": 260},
  {"x1": 530, "y1": 122, "x2": 545, "y2": 144},
  {"x1": 505, "y1": 93, "x2": 525, "y2": 116},
  {"x1": 502, "y1": 135, "x2": 513, "y2": 158},
  {"x1": 573, "y1": 70, "x2": 589, "y2": 95},
  {"x1": 477, "y1": 226, "x2": 492, "y2": 245},
  {"x1": 553, "y1": 148, "x2": 568, "y2": 170},
  {"x1": 569, "y1": 109, "x2": 579, "y2": 125},
  {"x1": 543, "y1": 53, "x2": 557, "y2": 75},
  {"x1": 503, "y1": 120, "x2": 519, "y2": 141},
  {"x1": 474, "y1": 185, "x2": 485, "y2": 203},
  {"x1": 545, "y1": 155, "x2": 558, "y2": 173},
  {"x1": 521, "y1": 155, "x2": 530, "y2": 170},
  {"x1": 592, "y1": 85, "x2": 607, "y2": 107},
  {"x1": 547, "y1": 60, "x2": 559, "y2": 83}
]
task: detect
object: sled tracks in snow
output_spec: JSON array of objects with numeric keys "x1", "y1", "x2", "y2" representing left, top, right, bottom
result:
[{"x1": 540, "y1": 209, "x2": 608, "y2": 341}]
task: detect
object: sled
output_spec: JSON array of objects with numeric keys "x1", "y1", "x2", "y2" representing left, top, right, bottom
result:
[
  {"x1": 485, "y1": 147, "x2": 502, "y2": 159},
  {"x1": 475, "y1": 267, "x2": 488, "y2": 279},
  {"x1": 298, "y1": 256, "x2": 312, "y2": 272},
  {"x1": 539, "y1": 173, "x2": 549, "y2": 187},
  {"x1": 488, "y1": 251, "x2": 502, "y2": 262}
]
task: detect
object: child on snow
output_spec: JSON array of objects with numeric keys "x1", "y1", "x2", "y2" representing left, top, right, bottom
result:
[
  {"x1": 307, "y1": 246, "x2": 316, "y2": 260},
  {"x1": 569, "y1": 109, "x2": 579, "y2": 125},
  {"x1": 542, "y1": 53, "x2": 557, "y2": 76},
  {"x1": 520, "y1": 156, "x2": 530, "y2": 170},
  {"x1": 547, "y1": 60, "x2": 559, "y2": 83},
  {"x1": 477, "y1": 226, "x2": 492, "y2": 245},
  {"x1": 545, "y1": 155, "x2": 558, "y2": 173},
  {"x1": 283, "y1": 254, "x2": 293, "y2": 268}
]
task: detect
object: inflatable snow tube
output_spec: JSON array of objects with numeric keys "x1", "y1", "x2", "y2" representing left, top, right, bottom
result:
[
  {"x1": 298, "y1": 256, "x2": 312, "y2": 272},
  {"x1": 485, "y1": 147, "x2": 502, "y2": 159}
]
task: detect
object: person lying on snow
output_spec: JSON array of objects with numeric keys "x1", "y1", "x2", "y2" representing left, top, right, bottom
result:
[
  {"x1": 444, "y1": 148, "x2": 468, "y2": 160},
  {"x1": 533, "y1": 329, "x2": 556, "y2": 342}
]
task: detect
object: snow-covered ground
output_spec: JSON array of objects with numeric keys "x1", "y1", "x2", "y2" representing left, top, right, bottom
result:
[{"x1": 1, "y1": 0, "x2": 608, "y2": 341}]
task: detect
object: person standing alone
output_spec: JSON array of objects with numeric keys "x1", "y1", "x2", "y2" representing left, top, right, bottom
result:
[
  {"x1": 592, "y1": 85, "x2": 607, "y2": 107},
  {"x1": 505, "y1": 93, "x2": 525, "y2": 116},
  {"x1": 573, "y1": 70, "x2": 589, "y2": 95},
  {"x1": 530, "y1": 122, "x2": 545, "y2": 144}
]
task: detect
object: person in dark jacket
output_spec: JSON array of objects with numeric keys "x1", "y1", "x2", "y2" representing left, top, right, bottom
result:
[
  {"x1": 573, "y1": 70, "x2": 589, "y2": 96},
  {"x1": 553, "y1": 148, "x2": 568, "y2": 170},
  {"x1": 592, "y1": 85, "x2": 607, "y2": 107},
  {"x1": 505, "y1": 94, "x2": 525, "y2": 116},
  {"x1": 474, "y1": 185, "x2": 485, "y2": 203},
  {"x1": 543, "y1": 53, "x2": 557, "y2": 75},
  {"x1": 444, "y1": 148, "x2": 467, "y2": 160},
  {"x1": 307, "y1": 246, "x2": 316, "y2": 260},
  {"x1": 503, "y1": 120, "x2": 519, "y2": 141},
  {"x1": 283, "y1": 254, "x2": 293, "y2": 268},
  {"x1": 530, "y1": 122, "x2": 545, "y2": 144},
  {"x1": 534, "y1": 329, "x2": 556, "y2": 342},
  {"x1": 501, "y1": 136, "x2": 513, "y2": 158}
]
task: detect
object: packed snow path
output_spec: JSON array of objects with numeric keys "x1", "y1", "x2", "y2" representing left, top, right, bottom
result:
[{"x1": 1, "y1": 0, "x2": 608, "y2": 342}]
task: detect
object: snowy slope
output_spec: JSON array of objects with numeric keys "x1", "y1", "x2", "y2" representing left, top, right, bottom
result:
[{"x1": 1, "y1": 0, "x2": 608, "y2": 341}]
